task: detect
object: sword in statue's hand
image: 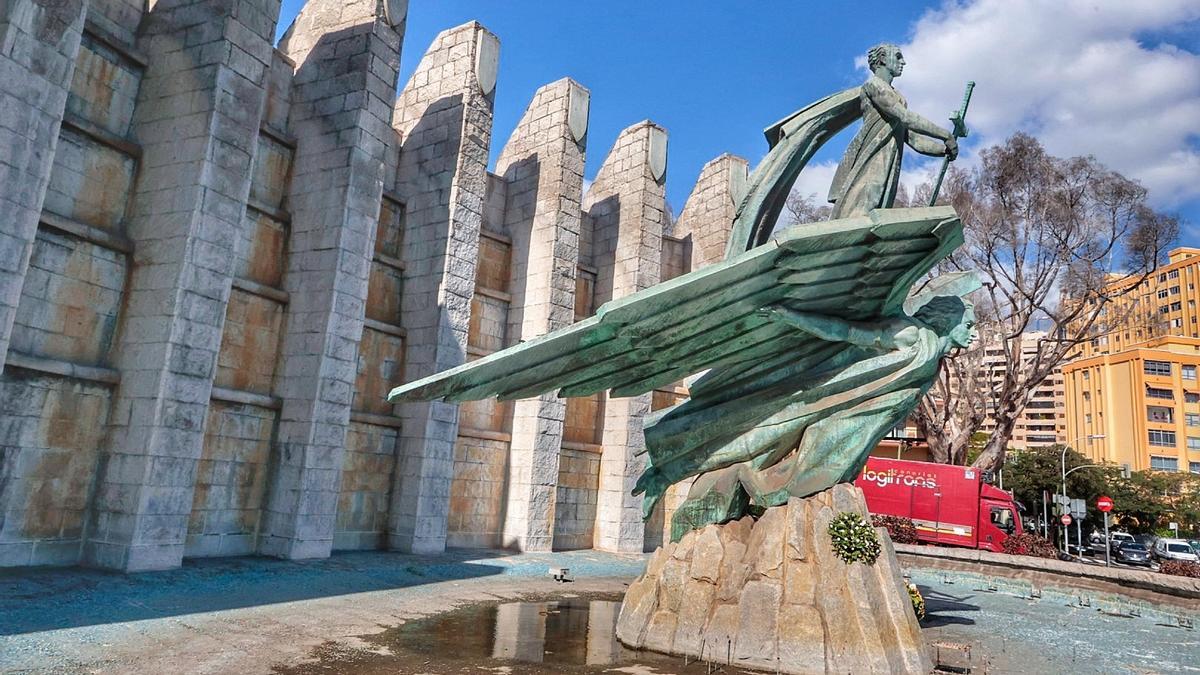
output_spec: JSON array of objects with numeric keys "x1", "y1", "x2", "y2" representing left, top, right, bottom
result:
[{"x1": 928, "y1": 81, "x2": 974, "y2": 206}]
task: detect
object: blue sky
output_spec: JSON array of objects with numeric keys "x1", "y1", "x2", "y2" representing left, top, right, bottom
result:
[{"x1": 276, "y1": 1, "x2": 1200, "y2": 231}]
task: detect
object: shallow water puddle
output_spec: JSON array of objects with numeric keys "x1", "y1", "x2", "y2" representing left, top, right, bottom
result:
[{"x1": 276, "y1": 594, "x2": 756, "y2": 674}]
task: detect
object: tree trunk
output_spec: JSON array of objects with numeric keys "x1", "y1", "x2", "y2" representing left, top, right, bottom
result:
[
  {"x1": 971, "y1": 418, "x2": 1015, "y2": 472},
  {"x1": 925, "y1": 429, "x2": 952, "y2": 464}
]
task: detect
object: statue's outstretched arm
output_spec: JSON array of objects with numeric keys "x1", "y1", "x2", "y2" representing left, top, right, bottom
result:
[
  {"x1": 760, "y1": 306, "x2": 911, "y2": 350},
  {"x1": 864, "y1": 77, "x2": 950, "y2": 141},
  {"x1": 906, "y1": 130, "x2": 948, "y2": 157}
]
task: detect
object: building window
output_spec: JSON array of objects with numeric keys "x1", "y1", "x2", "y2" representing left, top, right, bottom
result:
[
  {"x1": 1173, "y1": 318, "x2": 1184, "y2": 328},
  {"x1": 1185, "y1": 365, "x2": 1197, "y2": 381},
  {"x1": 1148, "y1": 405, "x2": 1174, "y2": 423},
  {"x1": 1172, "y1": 301, "x2": 1183, "y2": 311},
  {"x1": 1150, "y1": 455, "x2": 1178, "y2": 471},
  {"x1": 1158, "y1": 288, "x2": 1170, "y2": 299},
  {"x1": 1082, "y1": 371, "x2": 1089, "y2": 380},
  {"x1": 1171, "y1": 285, "x2": 1182, "y2": 295},
  {"x1": 1149, "y1": 429, "x2": 1177, "y2": 447},
  {"x1": 1169, "y1": 269, "x2": 1180, "y2": 279},
  {"x1": 1160, "y1": 305, "x2": 1170, "y2": 315},
  {"x1": 1085, "y1": 413, "x2": 1092, "y2": 424},
  {"x1": 1190, "y1": 462, "x2": 1200, "y2": 475},
  {"x1": 1146, "y1": 386, "x2": 1174, "y2": 399},
  {"x1": 1187, "y1": 413, "x2": 1200, "y2": 427},
  {"x1": 1189, "y1": 437, "x2": 1200, "y2": 450},
  {"x1": 1145, "y1": 360, "x2": 1172, "y2": 376},
  {"x1": 1188, "y1": 392, "x2": 1200, "y2": 404}
]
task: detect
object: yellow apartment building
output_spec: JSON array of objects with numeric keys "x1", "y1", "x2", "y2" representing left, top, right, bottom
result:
[
  {"x1": 980, "y1": 332, "x2": 1067, "y2": 449},
  {"x1": 1077, "y1": 247, "x2": 1200, "y2": 359},
  {"x1": 1063, "y1": 335, "x2": 1200, "y2": 474}
]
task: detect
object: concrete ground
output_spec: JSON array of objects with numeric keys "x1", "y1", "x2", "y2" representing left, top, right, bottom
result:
[
  {"x1": 1, "y1": 549, "x2": 1197, "y2": 674},
  {"x1": 0, "y1": 549, "x2": 646, "y2": 674},
  {"x1": 912, "y1": 572, "x2": 1200, "y2": 674}
]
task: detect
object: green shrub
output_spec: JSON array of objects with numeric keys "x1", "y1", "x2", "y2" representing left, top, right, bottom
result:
[
  {"x1": 828, "y1": 512, "x2": 881, "y2": 565},
  {"x1": 872, "y1": 514, "x2": 919, "y2": 544}
]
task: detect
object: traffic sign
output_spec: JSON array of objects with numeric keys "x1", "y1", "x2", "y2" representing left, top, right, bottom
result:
[
  {"x1": 1060, "y1": 513, "x2": 1073, "y2": 526},
  {"x1": 1097, "y1": 496, "x2": 1113, "y2": 512},
  {"x1": 1070, "y1": 498, "x2": 1087, "y2": 519}
]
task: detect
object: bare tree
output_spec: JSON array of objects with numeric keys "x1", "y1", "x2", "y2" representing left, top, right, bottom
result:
[
  {"x1": 914, "y1": 133, "x2": 1179, "y2": 471},
  {"x1": 782, "y1": 191, "x2": 832, "y2": 225}
]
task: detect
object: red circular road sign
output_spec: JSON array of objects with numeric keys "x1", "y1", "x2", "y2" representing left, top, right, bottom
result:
[
  {"x1": 1060, "y1": 513, "x2": 1073, "y2": 526},
  {"x1": 1097, "y1": 496, "x2": 1114, "y2": 512}
]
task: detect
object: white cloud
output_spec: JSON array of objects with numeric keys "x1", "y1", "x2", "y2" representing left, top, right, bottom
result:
[
  {"x1": 892, "y1": 0, "x2": 1200, "y2": 210},
  {"x1": 788, "y1": 160, "x2": 839, "y2": 203}
]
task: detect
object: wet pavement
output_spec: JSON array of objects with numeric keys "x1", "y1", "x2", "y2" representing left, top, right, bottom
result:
[{"x1": 1, "y1": 548, "x2": 1197, "y2": 674}]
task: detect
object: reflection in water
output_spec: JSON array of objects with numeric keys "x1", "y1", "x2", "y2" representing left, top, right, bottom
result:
[
  {"x1": 491, "y1": 598, "x2": 623, "y2": 666},
  {"x1": 275, "y1": 593, "x2": 757, "y2": 674}
]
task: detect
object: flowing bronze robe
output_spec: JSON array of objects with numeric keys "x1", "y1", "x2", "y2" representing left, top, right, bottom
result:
[{"x1": 828, "y1": 75, "x2": 908, "y2": 218}]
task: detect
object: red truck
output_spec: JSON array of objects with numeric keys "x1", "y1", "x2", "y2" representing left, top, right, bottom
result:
[{"x1": 855, "y1": 456, "x2": 1023, "y2": 553}]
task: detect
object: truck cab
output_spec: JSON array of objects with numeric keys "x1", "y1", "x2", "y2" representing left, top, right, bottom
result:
[{"x1": 979, "y1": 483, "x2": 1021, "y2": 550}]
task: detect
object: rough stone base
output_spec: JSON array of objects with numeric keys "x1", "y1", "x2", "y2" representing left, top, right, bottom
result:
[{"x1": 615, "y1": 484, "x2": 931, "y2": 674}]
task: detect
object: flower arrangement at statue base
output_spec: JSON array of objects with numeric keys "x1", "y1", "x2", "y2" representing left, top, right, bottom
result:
[
  {"x1": 906, "y1": 582, "x2": 926, "y2": 621},
  {"x1": 828, "y1": 511, "x2": 882, "y2": 565}
]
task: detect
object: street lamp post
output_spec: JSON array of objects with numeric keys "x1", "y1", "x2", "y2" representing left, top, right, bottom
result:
[{"x1": 1060, "y1": 434, "x2": 1105, "y2": 554}]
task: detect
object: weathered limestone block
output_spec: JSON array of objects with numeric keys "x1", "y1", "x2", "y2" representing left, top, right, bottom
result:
[
  {"x1": 583, "y1": 121, "x2": 668, "y2": 553},
  {"x1": 615, "y1": 485, "x2": 931, "y2": 674},
  {"x1": 673, "y1": 153, "x2": 749, "y2": 270},
  {"x1": 0, "y1": 0, "x2": 88, "y2": 371},
  {"x1": 388, "y1": 22, "x2": 497, "y2": 555},
  {"x1": 85, "y1": 0, "x2": 281, "y2": 572},
  {"x1": 260, "y1": 0, "x2": 404, "y2": 562},
  {"x1": 497, "y1": 78, "x2": 589, "y2": 552}
]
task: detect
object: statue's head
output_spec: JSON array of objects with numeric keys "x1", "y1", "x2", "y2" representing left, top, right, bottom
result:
[
  {"x1": 913, "y1": 295, "x2": 977, "y2": 348},
  {"x1": 867, "y1": 43, "x2": 905, "y2": 79}
]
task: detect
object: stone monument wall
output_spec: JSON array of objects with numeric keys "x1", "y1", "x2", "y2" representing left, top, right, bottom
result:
[{"x1": 0, "y1": 0, "x2": 741, "y2": 569}]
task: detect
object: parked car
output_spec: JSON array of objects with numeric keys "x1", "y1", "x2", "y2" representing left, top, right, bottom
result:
[
  {"x1": 1109, "y1": 532, "x2": 1135, "y2": 553},
  {"x1": 1190, "y1": 540, "x2": 1200, "y2": 556},
  {"x1": 1114, "y1": 542, "x2": 1153, "y2": 567},
  {"x1": 1153, "y1": 538, "x2": 1200, "y2": 562}
]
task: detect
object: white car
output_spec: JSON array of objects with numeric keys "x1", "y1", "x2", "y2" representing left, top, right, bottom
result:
[
  {"x1": 1154, "y1": 538, "x2": 1199, "y2": 562},
  {"x1": 1109, "y1": 532, "x2": 1136, "y2": 553}
]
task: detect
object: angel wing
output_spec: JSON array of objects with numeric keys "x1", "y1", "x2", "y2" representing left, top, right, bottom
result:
[{"x1": 388, "y1": 206, "x2": 963, "y2": 405}]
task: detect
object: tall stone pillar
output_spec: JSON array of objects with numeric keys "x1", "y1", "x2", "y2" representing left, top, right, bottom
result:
[
  {"x1": 388, "y1": 22, "x2": 497, "y2": 554},
  {"x1": 498, "y1": 78, "x2": 589, "y2": 551},
  {"x1": 674, "y1": 153, "x2": 749, "y2": 269},
  {"x1": 0, "y1": 0, "x2": 88, "y2": 369},
  {"x1": 643, "y1": 152, "x2": 749, "y2": 547},
  {"x1": 257, "y1": 0, "x2": 405, "y2": 559},
  {"x1": 83, "y1": 0, "x2": 281, "y2": 572},
  {"x1": 585, "y1": 121, "x2": 668, "y2": 552}
]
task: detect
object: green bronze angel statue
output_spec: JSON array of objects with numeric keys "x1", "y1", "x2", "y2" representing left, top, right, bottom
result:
[{"x1": 390, "y1": 43, "x2": 977, "y2": 542}]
